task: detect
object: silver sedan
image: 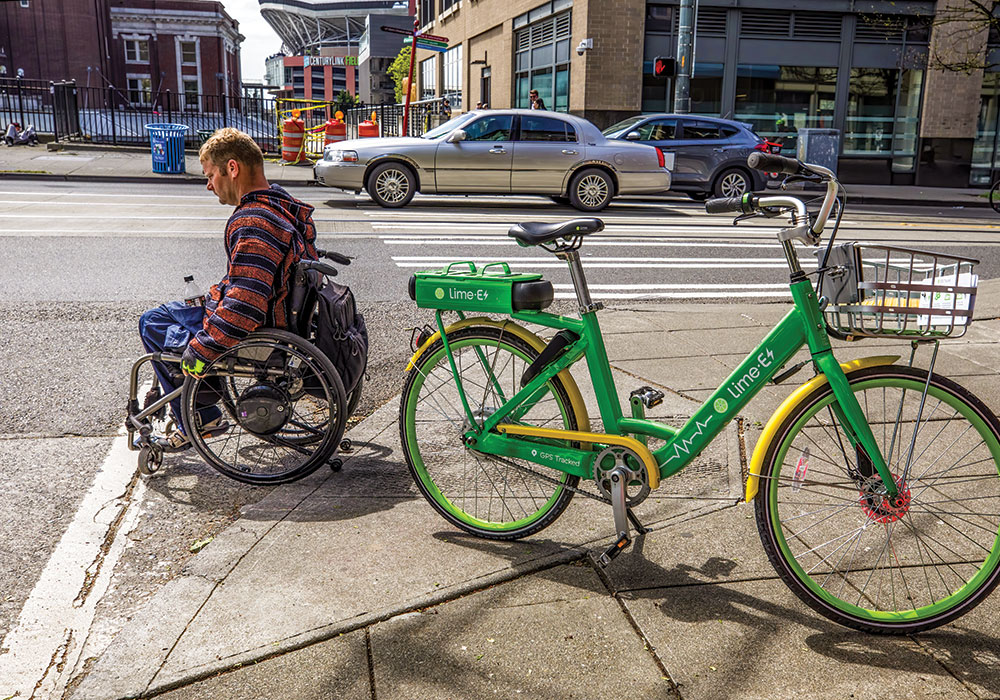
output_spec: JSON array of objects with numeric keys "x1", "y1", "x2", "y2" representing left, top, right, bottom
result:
[{"x1": 313, "y1": 109, "x2": 671, "y2": 211}]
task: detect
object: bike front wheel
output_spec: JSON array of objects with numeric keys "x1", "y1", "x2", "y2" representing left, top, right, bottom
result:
[
  {"x1": 990, "y1": 179, "x2": 1000, "y2": 214},
  {"x1": 400, "y1": 325, "x2": 583, "y2": 539},
  {"x1": 756, "y1": 365, "x2": 1000, "y2": 633}
]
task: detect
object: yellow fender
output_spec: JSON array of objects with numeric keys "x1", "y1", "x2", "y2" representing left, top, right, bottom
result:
[
  {"x1": 405, "y1": 316, "x2": 591, "y2": 433},
  {"x1": 745, "y1": 355, "x2": 900, "y2": 502}
]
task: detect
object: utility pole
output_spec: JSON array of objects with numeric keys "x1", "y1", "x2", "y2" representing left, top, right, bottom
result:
[{"x1": 673, "y1": 0, "x2": 694, "y2": 113}]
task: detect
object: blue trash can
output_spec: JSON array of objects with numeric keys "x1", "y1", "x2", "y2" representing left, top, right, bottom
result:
[{"x1": 145, "y1": 123, "x2": 189, "y2": 174}]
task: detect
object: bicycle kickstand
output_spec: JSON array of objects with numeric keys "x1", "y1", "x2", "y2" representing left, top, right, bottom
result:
[{"x1": 596, "y1": 467, "x2": 647, "y2": 567}]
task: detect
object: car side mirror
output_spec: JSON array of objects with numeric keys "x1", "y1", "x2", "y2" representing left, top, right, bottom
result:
[
  {"x1": 447, "y1": 129, "x2": 467, "y2": 143},
  {"x1": 625, "y1": 131, "x2": 641, "y2": 141}
]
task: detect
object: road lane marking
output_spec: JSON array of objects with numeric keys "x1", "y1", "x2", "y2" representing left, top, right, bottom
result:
[{"x1": 0, "y1": 426, "x2": 147, "y2": 698}]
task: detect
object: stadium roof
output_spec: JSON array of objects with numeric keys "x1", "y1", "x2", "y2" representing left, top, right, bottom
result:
[{"x1": 259, "y1": 0, "x2": 408, "y2": 53}]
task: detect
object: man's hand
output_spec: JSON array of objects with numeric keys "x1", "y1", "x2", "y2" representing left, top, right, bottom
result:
[{"x1": 181, "y1": 346, "x2": 208, "y2": 378}]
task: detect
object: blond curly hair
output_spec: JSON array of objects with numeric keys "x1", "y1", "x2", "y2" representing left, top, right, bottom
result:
[{"x1": 198, "y1": 128, "x2": 264, "y2": 173}]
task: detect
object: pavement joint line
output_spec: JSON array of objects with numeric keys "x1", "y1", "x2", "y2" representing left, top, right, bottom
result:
[
  {"x1": 608, "y1": 360, "x2": 703, "y2": 404},
  {"x1": 138, "y1": 546, "x2": 590, "y2": 698},
  {"x1": 910, "y1": 634, "x2": 996, "y2": 700},
  {"x1": 588, "y1": 556, "x2": 685, "y2": 699},
  {"x1": 0, "y1": 423, "x2": 148, "y2": 698}
]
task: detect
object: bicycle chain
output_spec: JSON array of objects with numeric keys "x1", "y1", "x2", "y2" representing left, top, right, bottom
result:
[{"x1": 483, "y1": 454, "x2": 612, "y2": 504}]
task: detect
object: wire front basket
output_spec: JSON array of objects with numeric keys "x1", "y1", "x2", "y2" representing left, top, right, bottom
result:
[{"x1": 818, "y1": 243, "x2": 979, "y2": 340}]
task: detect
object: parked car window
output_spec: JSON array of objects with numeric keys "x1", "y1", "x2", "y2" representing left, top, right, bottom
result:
[
  {"x1": 720, "y1": 125, "x2": 740, "y2": 138},
  {"x1": 637, "y1": 118, "x2": 677, "y2": 140},
  {"x1": 519, "y1": 115, "x2": 575, "y2": 142},
  {"x1": 421, "y1": 112, "x2": 477, "y2": 140},
  {"x1": 601, "y1": 116, "x2": 645, "y2": 138},
  {"x1": 463, "y1": 115, "x2": 513, "y2": 141},
  {"x1": 682, "y1": 120, "x2": 724, "y2": 139}
]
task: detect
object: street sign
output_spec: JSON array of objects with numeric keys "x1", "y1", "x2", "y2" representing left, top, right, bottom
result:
[
  {"x1": 404, "y1": 36, "x2": 448, "y2": 48},
  {"x1": 403, "y1": 37, "x2": 449, "y2": 52},
  {"x1": 380, "y1": 25, "x2": 416, "y2": 36},
  {"x1": 415, "y1": 31, "x2": 449, "y2": 43}
]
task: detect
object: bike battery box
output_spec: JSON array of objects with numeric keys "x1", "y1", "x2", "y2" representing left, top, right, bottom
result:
[{"x1": 409, "y1": 262, "x2": 554, "y2": 314}]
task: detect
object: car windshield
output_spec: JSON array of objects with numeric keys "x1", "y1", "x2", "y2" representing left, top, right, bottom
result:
[
  {"x1": 602, "y1": 116, "x2": 645, "y2": 138},
  {"x1": 421, "y1": 113, "x2": 478, "y2": 140}
]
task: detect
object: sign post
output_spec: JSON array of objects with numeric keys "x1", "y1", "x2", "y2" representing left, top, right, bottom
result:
[
  {"x1": 403, "y1": 18, "x2": 418, "y2": 135},
  {"x1": 381, "y1": 22, "x2": 451, "y2": 135}
]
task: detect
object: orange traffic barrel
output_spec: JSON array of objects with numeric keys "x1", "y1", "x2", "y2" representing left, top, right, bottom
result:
[
  {"x1": 282, "y1": 117, "x2": 306, "y2": 163},
  {"x1": 358, "y1": 119, "x2": 379, "y2": 138},
  {"x1": 324, "y1": 118, "x2": 347, "y2": 147}
]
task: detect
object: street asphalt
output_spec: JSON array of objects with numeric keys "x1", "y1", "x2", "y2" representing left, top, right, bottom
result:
[{"x1": 2, "y1": 145, "x2": 1000, "y2": 699}]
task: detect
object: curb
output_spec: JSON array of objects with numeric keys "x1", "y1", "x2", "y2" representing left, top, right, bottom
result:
[{"x1": 0, "y1": 172, "x2": 318, "y2": 188}]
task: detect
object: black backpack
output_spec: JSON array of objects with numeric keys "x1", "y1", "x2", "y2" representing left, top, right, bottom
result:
[{"x1": 310, "y1": 279, "x2": 368, "y2": 395}]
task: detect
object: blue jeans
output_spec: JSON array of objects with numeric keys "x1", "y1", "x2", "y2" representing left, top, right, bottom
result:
[{"x1": 138, "y1": 301, "x2": 220, "y2": 435}]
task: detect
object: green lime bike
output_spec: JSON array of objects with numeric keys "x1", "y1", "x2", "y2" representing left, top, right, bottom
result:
[{"x1": 399, "y1": 151, "x2": 1000, "y2": 633}]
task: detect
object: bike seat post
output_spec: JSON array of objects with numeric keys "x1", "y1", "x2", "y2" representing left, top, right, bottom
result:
[{"x1": 558, "y1": 248, "x2": 603, "y2": 314}]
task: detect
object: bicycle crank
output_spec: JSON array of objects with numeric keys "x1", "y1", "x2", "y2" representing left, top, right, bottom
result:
[{"x1": 593, "y1": 445, "x2": 650, "y2": 567}]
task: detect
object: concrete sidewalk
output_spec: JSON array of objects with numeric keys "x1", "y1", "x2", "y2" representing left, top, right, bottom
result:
[
  {"x1": 0, "y1": 141, "x2": 994, "y2": 209},
  {"x1": 68, "y1": 288, "x2": 1000, "y2": 700}
]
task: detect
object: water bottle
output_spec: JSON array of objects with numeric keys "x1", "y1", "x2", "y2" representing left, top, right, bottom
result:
[{"x1": 183, "y1": 275, "x2": 205, "y2": 307}]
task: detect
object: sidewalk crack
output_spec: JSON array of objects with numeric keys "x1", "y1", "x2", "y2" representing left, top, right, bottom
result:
[{"x1": 590, "y1": 558, "x2": 684, "y2": 699}]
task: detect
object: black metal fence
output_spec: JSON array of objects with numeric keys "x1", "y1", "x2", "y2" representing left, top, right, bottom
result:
[{"x1": 0, "y1": 78, "x2": 455, "y2": 153}]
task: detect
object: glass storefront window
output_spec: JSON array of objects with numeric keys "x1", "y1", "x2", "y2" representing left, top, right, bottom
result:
[
  {"x1": 641, "y1": 62, "x2": 722, "y2": 114},
  {"x1": 844, "y1": 68, "x2": 922, "y2": 172},
  {"x1": 734, "y1": 65, "x2": 837, "y2": 152},
  {"x1": 972, "y1": 73, "x2": 1000, "y2": 186},
  {"x1": 514, "y1": 11, "x2": 571, "y2": 110}
]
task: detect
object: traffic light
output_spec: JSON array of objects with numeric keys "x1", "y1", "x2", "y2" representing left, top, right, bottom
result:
[{"x1": 652, "y1": 56, "x2": 676, "y2": 78}]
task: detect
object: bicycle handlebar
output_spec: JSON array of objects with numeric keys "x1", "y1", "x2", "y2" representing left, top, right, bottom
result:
[
  {"x1": 705, "y1": 193, "x2": 757, "y2": 215},
  {"x1": 747, "y1": 151, "x2": 802, "y2": 175}
]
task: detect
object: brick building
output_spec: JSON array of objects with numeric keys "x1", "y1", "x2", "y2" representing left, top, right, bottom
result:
[
  {"x1": 416, "y1": 0, "x2": 998, "y2": 187},
  {"x1": 0, "y1": 0, "x2": 243, "y2": 105}
]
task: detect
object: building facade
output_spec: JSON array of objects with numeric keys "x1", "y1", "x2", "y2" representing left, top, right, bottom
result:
[
  {"x1": 416, "y1": 0, "x2": 997, "y2": 187},
  {"x1": 110, "y1": 0, "x2": 244, "y2": 108},
  {"x1": 275, "y1": 49, "x2": 359, "y2": 100},
  {"x1": 0, "y1": 0, "x2": 243, "y2": 105}
]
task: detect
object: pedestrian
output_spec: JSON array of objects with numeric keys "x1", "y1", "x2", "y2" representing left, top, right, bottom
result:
[
  {"x1": 137, "y1": 127, "x2": 319, "y2": 451},
  {"x1": 529, "y1": 89, "x2": 546, "y2": 110},
  {"x1": 440, "y1": 97, "x2": 452, "y2": 118}
]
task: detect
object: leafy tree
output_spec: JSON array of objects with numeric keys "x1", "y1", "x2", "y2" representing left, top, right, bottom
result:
[
  {"x1": 334, "y1": 89, "x2": 359, "y2": 114},
  {"x1": 860, "y1": 1, "x2": 999, "y2": 73},
  {"x1": 387, "y1": 46, "x2": 412, "y2": 103}
]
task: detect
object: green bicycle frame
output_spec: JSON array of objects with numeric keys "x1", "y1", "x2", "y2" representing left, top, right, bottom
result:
[{"x1": 437, "y1": 277, "x2": 896, "y2": 496}]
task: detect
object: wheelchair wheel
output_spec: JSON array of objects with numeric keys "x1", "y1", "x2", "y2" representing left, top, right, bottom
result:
[{"x1": 181, "y1": 329, "x2": 347, "y2": 484}]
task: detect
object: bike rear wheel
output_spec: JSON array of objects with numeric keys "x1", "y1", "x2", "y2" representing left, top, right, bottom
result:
[
  {"x1": 400, "y1": 326, "x2": 582, "y2": 539},
  {"x1": 990, "y1": 179, "x2": 1000, "y2": 214},
  {"x1": 756, "y1": 365, "x2": 1000, "y2": 633}
]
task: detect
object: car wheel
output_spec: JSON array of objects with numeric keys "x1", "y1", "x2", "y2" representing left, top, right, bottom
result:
[
  {"x1": 549, "y1": 195, "x2": 570, "y2": 206},
  {"x1": 569, "y1": 168, "x2": 613, "y2": 212},
  {"x1": 713, "y1": 168, "x2": 751, "y2": 198},
  {"x1": 367, "y1": 162, "x2": 415, "y2": 208},
  {"x1": 686, "y1": 192, "x2": 710, "y2": 201}
]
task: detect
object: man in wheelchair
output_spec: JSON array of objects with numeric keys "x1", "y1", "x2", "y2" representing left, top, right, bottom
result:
[{"x1": 138, "y1": 127, "x2": 318, "y2": 452}]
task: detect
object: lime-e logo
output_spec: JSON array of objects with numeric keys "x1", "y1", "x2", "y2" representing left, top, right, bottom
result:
[
  {"x1": 435, "y1": 288, "x2": 445, "y2": 300},
  {"x1": 714, "y1": 398, "x2": 728, "y2": 413}
]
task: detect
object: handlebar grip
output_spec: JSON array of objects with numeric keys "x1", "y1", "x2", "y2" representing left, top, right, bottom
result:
[
  {"x1": 705, "y1": 196, "x2": 744, "y2": 214},
  {"x1": 747, "y1": 151, "x2": 801, "y2": 175},
  {"x1": 300, "y1": 260, "x2": 338, "y2": 277},
  {"x1": 317, "y1": 248, "x2": 352, "y2": 266}
]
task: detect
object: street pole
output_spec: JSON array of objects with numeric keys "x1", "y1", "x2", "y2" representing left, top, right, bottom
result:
[
  {"x1": 402, "y1": 17, "x2": 418, "y2": 136},
  {"x1": 674, "y1": 0, "x2": 694, "y2": 114}
]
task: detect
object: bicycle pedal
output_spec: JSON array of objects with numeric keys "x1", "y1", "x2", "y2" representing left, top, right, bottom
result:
[
  {"x1": 596, "y1": 532, "x2": 631, "y2": 568},
  {"x1": 630, "y1": 386, "x2": 664, "y2": 409}
]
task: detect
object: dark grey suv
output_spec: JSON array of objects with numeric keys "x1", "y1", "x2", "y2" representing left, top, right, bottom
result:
[{"x1": 603, "y1": 114, "x2": 767, "y2": 200}]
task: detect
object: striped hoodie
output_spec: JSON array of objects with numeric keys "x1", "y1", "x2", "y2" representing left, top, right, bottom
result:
[{"x1": 187, "y1": 184, "x2": 318, "y2": 363}]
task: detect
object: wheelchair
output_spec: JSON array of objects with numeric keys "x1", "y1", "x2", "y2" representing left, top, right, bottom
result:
[{"x1": 126, "y1": 249, "x2": 362, "y2": 485}]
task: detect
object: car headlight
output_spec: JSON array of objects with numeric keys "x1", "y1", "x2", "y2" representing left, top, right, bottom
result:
[{"x1": 324, "y1": 149, "x2": 359, "y2": 163}]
